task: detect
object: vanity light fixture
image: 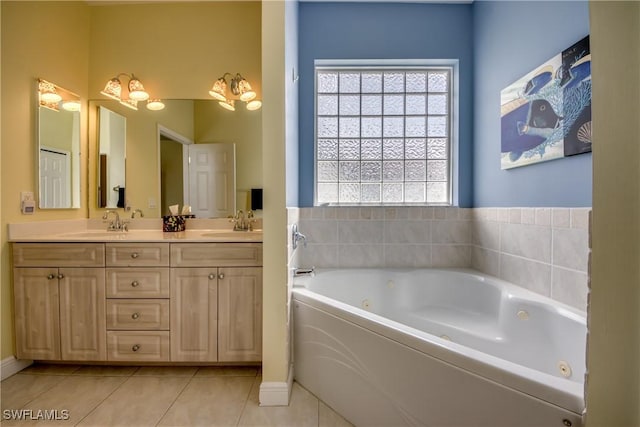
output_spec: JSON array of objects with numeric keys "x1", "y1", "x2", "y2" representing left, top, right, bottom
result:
[
  {"x1": 61, "y1": 100, "x2": 81, "y2": 112},
  {"x1": 208, "y1": 72, "x2": 261, "y2": 111},
  {"x1": 146, "y1": 99, "x2": 165, "y2": 111},
  {"x1": 38, "y1": 79, "x2": 80, "y2": 112},
  {"x1": 39, "y1": 80, "x2": 62, "y2": 103},
  {"x1": 100, "y1": 73, "x2": 165, "y2": 111}
]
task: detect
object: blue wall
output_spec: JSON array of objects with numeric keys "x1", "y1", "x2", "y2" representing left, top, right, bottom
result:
[
  {"x1": 297, "y1": 1, "x2": 591, "y2": 208},
  {"x1": 473, "y1": 1, "x2": 591, "y2": 207},
  {"x1": 298, "y1": 2, "x2": 474, "y2": 207}
]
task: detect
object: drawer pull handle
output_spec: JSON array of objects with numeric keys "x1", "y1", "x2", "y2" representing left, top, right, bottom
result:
[
  {"x1": 131, "y1": 312, "x2": 140, "y2": 320},
  {"x1": 218, "y1": 273, "x2": 225, "y2": 280},
  {"x1": 208, "y1": 273, "x2": 216, "y2": 280},
  {"x1": 47, "y1": 274, "x2": 56, "y2": 280},
  {"x1": 131, "y1": 252, "x2": 140, "y2": 259},
  {"x1": 131, "y1": 281, "x2": 140, "y2": 287},
  {"x1": 132, "y1": 344, "x2": 140, "y2": 352},
  {"x1": 57, "y1": 273, "x2": 65, "y2": 280}
]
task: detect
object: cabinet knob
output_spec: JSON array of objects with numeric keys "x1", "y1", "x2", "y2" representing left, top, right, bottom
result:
[
  {"x1": 131, "y1": 312, "x2": 140, "y2": 320},
  {"x1": 208, "y1": 273, "x2": 216, "y2": 280},
  {"x1": 57, "y1": 273, "x2": 65, "y2": 280},
  {"x1": 47, "y1": 274, "x2": 56, "y2": 280},
  {"x1": 131, "y1": 252, "x2": 139, "y2": 259},
  {"x1": 132, "y1": 344, "x2": 140, "y2": 352},
  {"x1": 218, "y1": 273, "x2": 225, "y2": 280},
  {"x1": 131, "y1": 280, "x2": 140, "y2": 287}
]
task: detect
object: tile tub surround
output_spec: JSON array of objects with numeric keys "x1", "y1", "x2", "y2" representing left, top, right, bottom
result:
[
  {"x1": 291, "y1": 207, "x2": 590, "y2": 311},
  {"x1": 472, "y1": 207, "x2": 590, "y2": 311},
  {"x1": 296, "y1": 207, "x2": 472, "y2": 269}
]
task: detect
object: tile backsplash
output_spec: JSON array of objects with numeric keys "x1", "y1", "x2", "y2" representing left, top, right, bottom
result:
[
  {"x1": 296, "y1": 207, "x2": 472, "y2": 269},
  {"x1": 288, "y1": 206, "x2": 590, "y2": 311},
  {"x1": 472, "y1": 207, "x2": 589, "y2": 311}
]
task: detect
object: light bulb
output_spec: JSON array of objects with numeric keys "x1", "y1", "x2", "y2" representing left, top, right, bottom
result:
[
  {"x1": 146, "y1": 99, "x2": 165, "y2": 111},
  {"x1": 246, "y1": 100, "x2": 262, "y2": 111}
]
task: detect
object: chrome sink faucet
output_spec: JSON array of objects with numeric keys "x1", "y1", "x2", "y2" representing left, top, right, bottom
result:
[
  {"x1": 230, "y1": 210, "x2": 256, "y2": 231},
  {"x1": 131, "y1": 208, "x2": 144, "y2": 219},
  {"x1": 103, "y1": 210, "x2": 128, "y2": 231}
]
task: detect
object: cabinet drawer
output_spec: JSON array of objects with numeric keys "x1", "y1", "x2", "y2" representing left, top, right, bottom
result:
[
  {"x1": 171, "y1": 243, "x2": 262, "y2": 267},
  {"x1": 106, "y1": 268, "x2": 169, "y2": 298},
  {"x1": 106, "y1": 243, "x2": 169, "y2": 267},
  {"x1": 107, "y1": 331, "x2": 169, "y2": 362},
  {"x1": 107, "y1": 300, "x2": 169, "y2": 330},
  {"x1": 13, "y1": 243, "x2": 105, "y2": 267}
]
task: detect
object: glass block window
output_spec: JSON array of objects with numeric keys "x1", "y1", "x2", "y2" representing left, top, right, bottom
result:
[{"x1": 315, "y1": 66, "x2": 453, "y2": 205}]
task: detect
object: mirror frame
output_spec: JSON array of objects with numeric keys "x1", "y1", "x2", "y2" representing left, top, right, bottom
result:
[{"x1": 36, "y1": 78, "x2": 82, "y2": 209}]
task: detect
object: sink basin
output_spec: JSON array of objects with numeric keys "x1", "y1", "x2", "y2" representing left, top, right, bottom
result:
[{"x1": 57, "y1": 231, "x2": 130, "y2": 238}]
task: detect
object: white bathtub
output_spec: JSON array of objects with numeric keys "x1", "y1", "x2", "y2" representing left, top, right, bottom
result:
[{"x1": 292, "y1": 268, "x2": 586, "y2": 427}]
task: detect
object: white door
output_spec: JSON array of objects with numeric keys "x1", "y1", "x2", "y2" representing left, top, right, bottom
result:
[
  {"x1": 188, "y1": 143, "x2": 236, "y2": 218},
  {"x1": 40, "y1": 147, "x2": 70, "y2": 208}
]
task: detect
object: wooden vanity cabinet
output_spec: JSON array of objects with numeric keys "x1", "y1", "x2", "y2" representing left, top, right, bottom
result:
[
  {"x1": 12, "y1": 240, "x2": 262, "y2": 364},
  {"x1": 13, "y1": 243, "x2": 106, "y2": 361},
  {"x1": 105, "y1": 243, "x2": 170, "y2": 362},
  {"x1": 170, "y1": 268, "x2": 218, "y2": 361},
  {"x1": 170, "y1": 243, "x2": 263, "y2": 362},
  {"x1": 217, "y1": 266, "x2": 262, "y2": 362}
]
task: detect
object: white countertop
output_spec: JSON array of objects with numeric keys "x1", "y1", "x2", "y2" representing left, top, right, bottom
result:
[{"x1": 8, "y1": 219, "x2": 263, "y2": 243}]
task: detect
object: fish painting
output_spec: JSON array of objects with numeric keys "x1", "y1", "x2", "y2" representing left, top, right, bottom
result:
[{"x1": 500, "y1": 35, "x2": 591, "y2": 169}]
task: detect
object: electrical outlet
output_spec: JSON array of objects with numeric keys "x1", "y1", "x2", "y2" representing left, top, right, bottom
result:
[{"x1": 148, "y1": 197, "x2": 157, "y2": 209}]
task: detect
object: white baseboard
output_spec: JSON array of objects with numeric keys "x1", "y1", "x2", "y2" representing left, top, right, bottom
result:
[
  {"x1": 1, "y1": 357, "x2": 32, "y2": 380},
  {"x1": 259, "y1": 363, "x2": 294, "y2": 407}
]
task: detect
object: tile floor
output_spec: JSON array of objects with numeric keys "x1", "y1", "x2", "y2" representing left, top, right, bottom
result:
[{"x1": 1, "y1": 364, "x2": 353, "y2": 427}]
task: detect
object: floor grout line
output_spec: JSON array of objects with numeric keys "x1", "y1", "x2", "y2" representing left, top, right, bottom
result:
[
  {"x1": 235, "y1": 374, "x2": 259, "y2": 427},
  {"x1": 73, "y1": 374, "x2": 133, "y2": 427},
  {"x1": 154, "y1": 374, "x2": 193, "y2": 427},
  {"x1": 2, "y1": 366, "x2": 347, "y2": 427}
]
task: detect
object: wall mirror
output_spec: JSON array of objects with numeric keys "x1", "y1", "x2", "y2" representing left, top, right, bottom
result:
[
  {"x1": 89, "y1": 99, "x2": 260, "y2": 218},
  {"x1": 37, "y1": 79, "x2": 81, "y2": 209}
]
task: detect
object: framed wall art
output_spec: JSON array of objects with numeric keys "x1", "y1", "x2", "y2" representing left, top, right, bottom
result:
[{"x1": 500, "y1": 36, "x2": 591, "y2": 169}]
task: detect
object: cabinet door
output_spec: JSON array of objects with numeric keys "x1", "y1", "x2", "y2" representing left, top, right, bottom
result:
[
  {"x1": 170, "y1": 268, "x2": 217, "y2": 361},
  {"x1": 13, "y1": 268, "x2": 61, "y2": 360},
  {"x1": 218, "y1": 267, "x2": 262, "y2": 362},
  {"x1": 59, "y1": 268, "x2": 106, "y2": 360}
]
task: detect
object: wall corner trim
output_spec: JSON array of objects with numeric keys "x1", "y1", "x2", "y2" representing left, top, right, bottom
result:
[
  {"x1": 1, "y1": 357, "x2": 33, "y2": 381},
  {"x1": 259, "y1": 364, "x2": 294, "y2": 407}
]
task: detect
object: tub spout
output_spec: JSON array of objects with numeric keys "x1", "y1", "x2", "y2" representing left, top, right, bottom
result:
[{"x1": 294, "y1": 267, "x2": 315, "y2": 277}]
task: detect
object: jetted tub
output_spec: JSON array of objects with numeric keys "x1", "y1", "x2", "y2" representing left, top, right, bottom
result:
[{"x1": 292, "y1": 268, "x2": 586, "y2": 427}]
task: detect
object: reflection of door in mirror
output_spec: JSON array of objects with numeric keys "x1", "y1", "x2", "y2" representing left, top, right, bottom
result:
[
  {"x1": 39, "y1": 147, "x2": 70, "y2": 208},
  {"x1": 188, "y1": 143, "x2": 236, "y2": 218},
  {"x1": 159, "y1": 126, "x2": 236, "y2": 218},
  {"x1": 37, "y1": 85, "x2": 81, "y2": 209},
  {"x1": 98, "y1": 107, "x2": 126, "y2": 208}
]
